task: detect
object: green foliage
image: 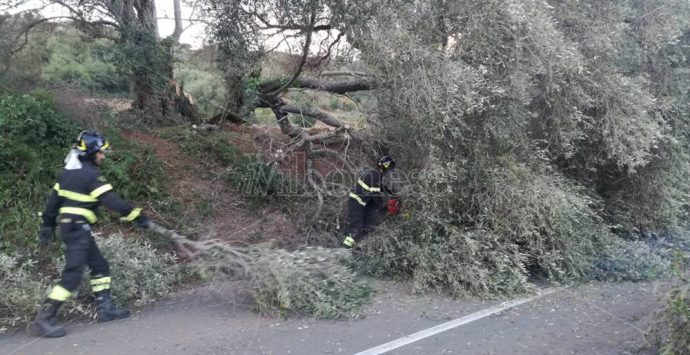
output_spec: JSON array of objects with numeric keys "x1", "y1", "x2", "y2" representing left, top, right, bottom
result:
[
  {"x1": 0, "y1": 254, "x2": 49, "y2": 329},
  {"x1": 0, "y1": 92, "x2": 78, "y2": 253},
  {"x1": 0, "y1": 235, "x2": 178, "y2": 328},
  {"x1": 42, "y1": 26, "x2": 129, "y2": 93},
  {"x1": 0, "y1": 92, "x2": 166, "y2": 254},
  {"x1": 199, "y1": 138, "x2": 286, "y2": 199},
  {"x1": 289, "y1": 113, "x2": 316, "y2": 128},
  {"x1": 349, "y1": 0, "x2": 690, "y2": 296},
  {"x1": 604, "y1": 144, "x2": 690, "y2": 231},
  {"x1": 114, "y1": 27, "x2": 174, "y2": 112},
  {"x1": 249, "y1": 247, "x2": 371, "y2": 318},
  {"x1": 592, "y1": 239, "x2": 676, "y2": 282},
  {"x1": 0, "y1": 13, "x2": 51, "y2": 86},
  {"x1": 328, "y1": 97, "x2": 342, "y2": 110},
  {"x1": 360, "y1": 160, "x2": 617, "y2": 296},
  {"x1": 211, "y1": 0, "x2": 690, "y2": 298},
  {"x1": 174, "y1": 61, "x2": 226, "y2": 116},
  {"x1": 647, "y1": 248, "x2": 690, "y2": 354},
  {"x1": 199, "y1": 246, "x2": 371, "y2": 319},
  {"x1": 100, "y1": 128, "x2": 166, "y2": 203},
  {"x1": 341, "y1": 101, "x2": 356, "y2": 112},
  {"x1": 253, "y1": 108, "x2": 276, "y2": 125},
  {"x1": 95, "y1": 234, "x2": 180, "y2": 305},
  {"x1": 164, "y1": 128, "x2": 295, "y2": 204},
  {"x1": 656, "y1": 287, "x2": 690, "y2": 355}
]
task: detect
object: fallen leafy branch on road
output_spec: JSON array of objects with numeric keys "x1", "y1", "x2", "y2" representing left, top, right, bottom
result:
[{"x1": 150, "y1": 222, "x2": 371, "y2": 319}]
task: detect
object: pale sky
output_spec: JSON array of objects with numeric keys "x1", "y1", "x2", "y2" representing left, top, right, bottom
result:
[{"x1": 155, "y1": 0, "x2": 208, "y2": 47}]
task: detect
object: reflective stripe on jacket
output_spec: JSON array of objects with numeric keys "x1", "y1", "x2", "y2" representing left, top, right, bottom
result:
[
  {"x1": 349, "y1": 169, "x2": 383, "y2": 207},
  {"x1": 42, "y1": 161, "x2": 140, "y2": 226}
]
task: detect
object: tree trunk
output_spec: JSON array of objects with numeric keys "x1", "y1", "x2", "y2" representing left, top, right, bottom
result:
[{"x1": 118, "y1": 0, "x2": 175, "y2": 118}]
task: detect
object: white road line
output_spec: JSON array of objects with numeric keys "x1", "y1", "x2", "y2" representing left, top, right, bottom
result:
[{"x1": 354, "y1": 288, "x2": 558, "y2": 355}]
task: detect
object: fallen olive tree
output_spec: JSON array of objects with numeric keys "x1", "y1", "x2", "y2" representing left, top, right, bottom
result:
[{"x1": 149, "y1": 222, "x2": 370, "y2": 318}]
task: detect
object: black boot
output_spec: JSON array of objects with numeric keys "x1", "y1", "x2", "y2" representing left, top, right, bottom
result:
[
  {"x1": 31, "y1": 301, "x2": 66, "y2": 338},
  {"x1": 95, "y1": 290, "x2": 130, "y2": 322}
]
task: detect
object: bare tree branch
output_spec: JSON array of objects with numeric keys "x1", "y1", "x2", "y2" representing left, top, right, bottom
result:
[
  {"x1": 48, "y1": 0, "x2": 120, "y2": 30},
  {"x1": 312, "y1": 31, "x2": 344, "y2": 68},
  {"x1": 264, "y1": 6, "x2": 317, "y2": 98},
  {"x1": 8, "y1": 17, "x2": 54, "y2": 55},
  {"x1": 310, "y1": 148, "x2": 357, "y2": 172}
]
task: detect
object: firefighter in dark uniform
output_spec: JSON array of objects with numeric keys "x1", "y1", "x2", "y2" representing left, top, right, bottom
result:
[
  {"x1": 32, "y1": 131, "x2": 151, "y2": 338},
  {"x1": 342, "y1": 156, "x2": 396, "y2": 249}
]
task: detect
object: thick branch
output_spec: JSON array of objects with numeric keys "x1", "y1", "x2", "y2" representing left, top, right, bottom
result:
[
  {"x1": 208, "y1": 109, "x2": 247, "y2": 125},
  {"x1": 259, "y1": 77, "x2": 373, "y2": 95},
  {"x1": 270, "y1": 99, "x2": 303, "y2": 136},
  {"x1": 280, "y1": 105, "x2": 343, "y2": 128},
  {"x1": 170, "y1": 0, "x2": 183, "y2": 42},
  {"x1": 260, "y1": 23, "x2": 332, "y2": 32},
  {"x1": 319, "y1": 71, "x2": 370, "y2": 78}
]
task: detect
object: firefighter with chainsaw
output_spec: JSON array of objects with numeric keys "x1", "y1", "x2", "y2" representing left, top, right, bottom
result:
[
  {"x1": 342, "y1": 156, "x2": 399, "y2": 249},
  {"x1": 32, "y1": 131, "x2": 152, "y2": 338}
]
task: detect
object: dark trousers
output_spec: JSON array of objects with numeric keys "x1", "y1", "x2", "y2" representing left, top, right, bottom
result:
[
  {"x1": 57, "y1": 222, "x2": 110, "y2": 291},
  {"x1": 347, "y1": 199, "x2": 378, "y2": 242}
]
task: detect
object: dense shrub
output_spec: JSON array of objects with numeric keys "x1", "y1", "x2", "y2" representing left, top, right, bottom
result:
[
  {"x1": 42, "y1": 26, "x2": 129, "y2": 93},
  {"x1": 0, "y1": 13, "x2": 50, "y2": 87},
  {"x1": 96, "y1": 234, "x2": 180, "y2": 305},
  {"x1": 0, "y1": 91, "x2": 78, "y2": 253},
  {"x1": 0, "y1": 91, "x2": 180, "y2": 332},
  {"x1": 100, "y1": 128, "x2": 166, "y2": 204},
  {"x1": 347, "y1": 0, "x2": 690, "y2": 296},
  {"x1": 358, "y1": 161, "x2": 617, "y2": 296},
  {"x1": 0, "y1": 92, "x2": 166, "y2": 253},
  {"x1": 592, "y1": 239, "x2": 675, "y2": 282}
]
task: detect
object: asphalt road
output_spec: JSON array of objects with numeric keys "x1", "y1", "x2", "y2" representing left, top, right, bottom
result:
[{"x1": 0, "y1": 281, "x2": 666, "y2": 355}]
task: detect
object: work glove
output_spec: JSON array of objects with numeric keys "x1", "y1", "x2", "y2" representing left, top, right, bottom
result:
[
  {"x1": 133, "y1": 214, "x2": 152, "y2": 230},
  {"x1": 38, "y1": 226, "x2": 55, "y2": 246}
]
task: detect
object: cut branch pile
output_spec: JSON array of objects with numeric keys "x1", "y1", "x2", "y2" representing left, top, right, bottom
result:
[{"x1": 149, "y1": 222, "x2": 371, "y2": 318}]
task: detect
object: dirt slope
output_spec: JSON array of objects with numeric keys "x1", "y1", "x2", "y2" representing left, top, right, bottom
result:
[{"x1": 121, "y1": 129, "x2": 299, "y2": 246}]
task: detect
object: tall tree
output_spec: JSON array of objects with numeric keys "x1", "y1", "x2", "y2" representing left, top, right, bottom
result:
[{"x1": 4, "y1": 0, "x2": 192, "y2": 117}]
